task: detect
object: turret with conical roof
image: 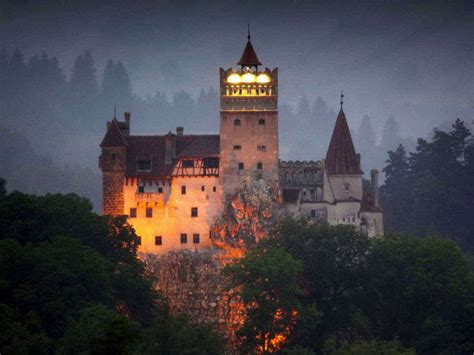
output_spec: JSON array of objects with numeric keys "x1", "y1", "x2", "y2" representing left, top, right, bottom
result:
[
  {"x1": 325, "y1": 108, "x2": 363, "y2": 175},
  {"x1": 237, "y1": 32, "x2": 262, "y2": 70}
]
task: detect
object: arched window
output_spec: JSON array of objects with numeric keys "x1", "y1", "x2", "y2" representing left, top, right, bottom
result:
[{"x1": 234, "y1": 119, "x2": 241, "y2": 126}]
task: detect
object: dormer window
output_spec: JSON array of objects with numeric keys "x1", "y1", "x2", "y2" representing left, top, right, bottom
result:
[
  {"x1": 234, "y1": 119, "x2": 241, "y2": 126},
  {"x1": 137, "y1": 159, "x2": 152, "y2": 171}
]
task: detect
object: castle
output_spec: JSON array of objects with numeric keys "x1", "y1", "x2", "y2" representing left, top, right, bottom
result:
[{"x1": 99, "y1": 34, "x2": 383, "y2": 254}]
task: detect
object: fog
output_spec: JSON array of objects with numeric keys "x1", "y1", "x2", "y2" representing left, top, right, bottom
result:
[{"x1": 0, "y1": 0, "x2": 472, "y2": 210}]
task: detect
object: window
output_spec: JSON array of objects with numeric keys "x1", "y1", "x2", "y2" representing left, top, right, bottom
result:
[
  {"x1": 181, "y1": 186, "x2": 186, "y2": 195},
  {"x1": 233, "y1": 145, "x2": 242, "y2": 150},
  {"x1": 311, "y1": 210, "x2": 316, "y2": 218},
  {"x1": 137, "y1": 236, "x2": 141, "y2": 245},
  {"x1": 213, "y1": 186, "x2": 217, "y2": 192},
  {"x1": 344, "y1": 183, "x2": 350, "y2": 192},
  {"x1": 203, "y1": 158, "x2": 218, "y2": 168},
  {"x1": 180, "y1": 234, "x2": 187, "y2": 244},
  {"x1": 182, "y1": 159, "x2": 194, "y2": 168},
  {"x1": 234, "y1": 118, "x2": 241, "y2": 126},
  {"x1": 155, "y1": 236, "x2": 162, "y2": 246},
  {"x1": 258, "y1": 118, "x2": 265, "y2": 125},
  {"x1": 146, "y1": 207, "x2": 153, "y2": 218},
  {"x1": 193, "y1": 234, "x2": 200, "y2": 244},
  {"x1": 111, "y1": 153, "x2": 116, "y2": 161},
  {"x1": 257, "y1": 145, "x2": 266, "y2": 152},
  {"x1": 257, "y1": 162, "x2": 263, "y2": 170},
  {"x1": 158, "y1": 187, "x2": 163, "y2": 193},
  {"x1": 201, "y1": 185, "x2": 205, "y2": 192},
  {"x1": 138, "y1": 186, "x2": 144, "y2": 193},
  {"x1": 238, "y1": 162, "x2": 244, "y2": 170},
  {"x1": 137, "y1": 159, "x2": 152, "y2": 171},
  {"x1": 129, "y1": 208, "x2": 137, "y2": 218},
  {"x1": 191, "y1": 207, "x2": 198, "y2": 217}
]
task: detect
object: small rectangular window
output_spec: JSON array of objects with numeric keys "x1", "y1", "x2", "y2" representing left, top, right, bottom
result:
[
  {"x1": 137, "y1": 159, "x2": 152, "y2": 171},
  {"x1": 155, "y1": 236, "x2": 162, "y2": 245},
  {"x1": 129, "y1": 208, "x2": 137, "y2": 218},
  {"x1": 257, "y1": 145, "x2": 266, "y2": 152},
  {"x1": 182, "y1": 159, "x2": 194, "y2": 168},
  {"x1": 181, "y1": 186, "x2": 186, "y2": 195},
  {"x1": 257, "y1": 162, "x2": 263, "y2": 170},
  {"x1": 258, "y1": 118, "x2": 265, "y2": 125},
  {"x1": 158, "y1": 187, "x2": 163, "y2": 193},
  {"x1": 238, "y1": 162, "x2": 244, "y2": 170},
  {"x1": 193, "y1": 234, "x2": 200, "y2": 244},
  {"x1": 137, "y1": 236, "x2": 141, "y2": 245},
  {"x1": 201, "y1": 186, "x2": 205, "y2": 192},
  {"x1": 233, "y1": 145, "x2": 242, "y2": 150},
  {"x1": 213, "y1": 186, "x2": 217, "y2": 192},
  {"x1": 180, "y1": 234, "x2": 187, "y2": 244},
  {"x1": 191, "y1": 207, "x2": 198, "y2": 217},
  {"x1": 111, "y1": 153, "x2": 116, "y2": 160},
  {"x1": 311, "y1": 210, "x2": 316, "y2": 218},
  {"x1": 138, "y1": 186, "x2": 144, "y2": 193},
  {"x1": 146, "y1": 207, "x2": 153, "y2": 218}
]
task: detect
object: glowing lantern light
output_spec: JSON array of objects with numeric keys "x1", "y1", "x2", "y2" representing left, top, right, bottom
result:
[
  {"x1": 227, "y1": 73, "x2": 241, "y2": 83},
  {"x1": 256, "y1": 74, "x2": 270, "y2": 83},
  {"x1": 241, "y1": 72, "x2": 256, "y2": 83}
]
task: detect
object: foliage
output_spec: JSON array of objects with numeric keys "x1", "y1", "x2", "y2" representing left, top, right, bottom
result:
[
  {"x1": 323, "y1": 338, "x2": 416, "y2": 355},
  {"x1": 226, "y1": 219, "x2": 474, "y2": 354},
  {"x1": 224, "y1": 246, "x2": 302, "y2": 353},
  {"x1": 0, "y1": 188, "x2": 223, "y2": 354},
  {"x1": 381, "y1": 119, "x2": 474, "y2": 254}
]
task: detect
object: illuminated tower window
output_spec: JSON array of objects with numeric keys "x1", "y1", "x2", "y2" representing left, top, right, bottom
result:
[
  {"x1": 129, "y1": 208, "x2": 137, "y2": 218},
  {"x1": 146, "y1": 207, "x2": 153, "y2": 218},
  {"x1": 155, "y1": 236, "x2": 162, "y2": 246}
]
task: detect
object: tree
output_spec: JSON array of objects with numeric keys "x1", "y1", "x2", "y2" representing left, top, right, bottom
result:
[
  {"x1": 70, "y1": 51, "x2": 98, "y2": 100},
  {"x1": 381, "y1": 114, "x2": 402, "y2": 152},
  {"x1": 224, "y1": 246, "x2": 302, "y2": 353},
  {"x1": 225, "y1": 219, "x2": 474, "y2": 354}
]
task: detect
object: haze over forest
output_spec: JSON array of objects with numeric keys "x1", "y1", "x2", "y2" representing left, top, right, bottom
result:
[{"x1": 0, "y1": 0, "x2": 472, "y2": 210}]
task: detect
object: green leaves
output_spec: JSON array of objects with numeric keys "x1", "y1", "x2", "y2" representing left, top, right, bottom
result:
[{"x1": 226, "y1": 220, "x2": 474, "y2": 354}]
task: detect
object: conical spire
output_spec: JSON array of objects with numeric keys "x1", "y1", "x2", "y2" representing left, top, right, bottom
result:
[
  {"x1": 237, "y1": 25, "x2": 262, "y2": 69},
  {"x1": 325, "y1": 108, "x2": 362, "y2": 175}
]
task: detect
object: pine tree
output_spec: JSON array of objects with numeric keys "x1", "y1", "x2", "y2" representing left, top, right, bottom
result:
[{"x1": 381, "y1": 115, "x2": 402, "y2": 151}]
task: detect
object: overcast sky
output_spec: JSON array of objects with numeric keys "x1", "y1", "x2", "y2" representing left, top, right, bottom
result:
[{"x1": 0, "y1": 0, "x2": 473, "y2": 138}]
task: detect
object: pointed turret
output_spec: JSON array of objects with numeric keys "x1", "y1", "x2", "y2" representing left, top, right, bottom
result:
[
  {"x1": 237, "y1": 28, "x2": 262, "y2": 69},
  {"x1": 100, "y1": 119, "x2": 127, "y2": 147},
  {"x1": 325, "y1": 109, "x2": 363, "y2": 175}
]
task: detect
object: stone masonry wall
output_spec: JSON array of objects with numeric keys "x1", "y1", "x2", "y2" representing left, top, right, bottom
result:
[{"x1": 102, "y1": 172, "x2": 124, "y2": 215}]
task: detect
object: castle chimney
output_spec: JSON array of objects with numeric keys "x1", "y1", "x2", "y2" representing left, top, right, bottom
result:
[
  {"x1": 176, "y1": 127, "x2": 184, "y2": 136},
  {"x1": 356, "y1": 153, "x2": 361, "y2": 169},
  {"x1": 371, "y1": 169, "x2": 379, "y2": 208},
  {"x1": 165, "y1": 131, "x2": 176, "y2": 165},
  {"x1": 124, "y1": 112, "x2": 131, "y2": 135}
]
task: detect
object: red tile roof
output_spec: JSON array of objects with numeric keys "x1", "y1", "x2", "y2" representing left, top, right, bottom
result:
[
  {"x1": 325, "y1": 109, "x2": 363, "y2": 175},
  {"x1": 237, "y1": 39, "x2": 262, "y2": 67},
  {"x1": 124, "y1": 134, "x2": 220, "y2": 177}
]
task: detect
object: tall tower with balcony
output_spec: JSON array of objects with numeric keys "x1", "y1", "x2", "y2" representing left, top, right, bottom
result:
[{"x1": 219, "y1": 32, "x2": 279, "y2": 196}]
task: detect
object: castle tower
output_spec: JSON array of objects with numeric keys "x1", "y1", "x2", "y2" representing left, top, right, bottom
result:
[
  {"x1": 324, "y1": 106, "x2": 364, "y2": 202},
  {"x1": 99, "y1": 114, "x2": 129, "y2": 215},
  {"x1": 219, "y1": 32, "x2": 279, "y2": 196}
]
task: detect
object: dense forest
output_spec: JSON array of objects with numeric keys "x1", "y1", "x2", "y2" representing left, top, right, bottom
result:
[
  {"x1": 0, "y1": 48, "x2": 425, "y2": 211},
  {"x1": 226, "y1": 219, "x2": 474, "y2": 354},
  {"x1": 1, "y1": 184, "x2": 473, "y2": 354},
  {"x1": 0, "y1": 184, "x2": 223, "y2": 354}
]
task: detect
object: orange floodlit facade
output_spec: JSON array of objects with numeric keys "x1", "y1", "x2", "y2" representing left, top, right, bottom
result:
[{"x1": 99, "y1": 33, "x2": 383, "y2": 255}]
